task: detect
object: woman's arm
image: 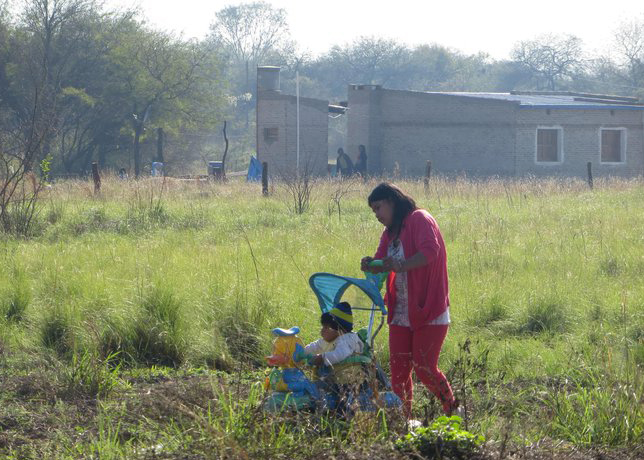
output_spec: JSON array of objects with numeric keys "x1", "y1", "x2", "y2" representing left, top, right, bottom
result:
[
  {"x1": 393, "y1": 251, "x2": 428, "y2": 272},
  {"x1": 412, "y1": 211, "x2": 441, "y2": 264}
]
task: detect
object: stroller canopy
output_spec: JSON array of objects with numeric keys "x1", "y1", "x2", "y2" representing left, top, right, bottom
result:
[{"x1": 309, "y1": 273, "x2": 387, "y2": 315}]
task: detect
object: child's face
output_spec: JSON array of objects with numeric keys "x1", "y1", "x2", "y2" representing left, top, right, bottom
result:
[{"x1": 321, "y1": 324, "x2": 340, "y2": 343}]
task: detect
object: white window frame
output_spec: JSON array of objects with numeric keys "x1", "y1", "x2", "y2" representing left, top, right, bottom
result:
[
  {"x1": 535, "y1": 126, "x2": 564, "y2": 165},
  {"x1": 599, "y1": 127, "x2": 627, "y2": 165}
]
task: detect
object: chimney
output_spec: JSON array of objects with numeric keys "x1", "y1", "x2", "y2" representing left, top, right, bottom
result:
[{"x1": 257, "y1": 66, "x2": 280, "y2": 93}]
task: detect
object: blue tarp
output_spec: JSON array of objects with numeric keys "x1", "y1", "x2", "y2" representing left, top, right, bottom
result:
[
  {"x1": 247, "y1": 155, "x2": 262, "y2": 182},
  {"x1": 309, "y1": 273, "x2": 387, "y2": 315}
]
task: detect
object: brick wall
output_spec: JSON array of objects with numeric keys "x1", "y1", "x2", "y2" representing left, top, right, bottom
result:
[
  {"x1": 257, "y1": 90, "x2": 329, "y2": 177},
  {"x1": 516, "y1": 109, "x2": 644, "y2": 178},
  {"x1": 349, "y1": 87, "x2": 517, "y2": 177},
  {"x1": 347, "y1": 85, "x2": 383, "y2": 174},
  {"x1": 347, "y1": 86, "x2": 644, "y2": 178}
]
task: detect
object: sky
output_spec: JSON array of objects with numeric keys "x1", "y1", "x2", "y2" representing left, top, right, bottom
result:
[{"x1": 107, "y1": 0, "x2": 644, "y2": 60}]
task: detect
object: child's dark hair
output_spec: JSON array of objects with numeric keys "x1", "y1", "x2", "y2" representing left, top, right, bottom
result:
[
  {"x1": 321, "y1": 312, "x2": 351, "y2": 333},
  {"x1": 368, "y1": 182, "x2": 417, "y2": 237}
]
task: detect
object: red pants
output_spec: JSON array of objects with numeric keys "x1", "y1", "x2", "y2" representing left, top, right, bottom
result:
[{"x1": 389, "y1": 324, "x2": 455, "y2": 416}]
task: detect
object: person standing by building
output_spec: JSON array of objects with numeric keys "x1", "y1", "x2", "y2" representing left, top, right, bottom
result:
[
  {"x1": 336, "y1": 148, "x2": 354, "y2": 177},
  {"x1": 361, "y1": 182, "x2": 457, "y2": 418},
  {"x1": 355, "y1": 145, "x2": 367, "y2": 176}
]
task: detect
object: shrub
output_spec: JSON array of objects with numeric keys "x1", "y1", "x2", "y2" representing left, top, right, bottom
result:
[
  {"x1": 472, "y1": 294, "x2": 508, "y2": 326},
  {"x1": 40, "y1": 306, "x2": 76, "y2": 357},
  {"x1": 518, "y1": 296, "x2": 569, "y2": 334},
  {"x1": 215, "y1": 291, "x2": 270, "y2": 365},
  {"x1": 128, "y1": 287, "x2": 186, "y2": 367},
  {"x1": 395, "y1": 416, "x2": 485, "y2": 459},
  {"x1": 3, "y1": 282, "x2": 30, "y2": 322}
]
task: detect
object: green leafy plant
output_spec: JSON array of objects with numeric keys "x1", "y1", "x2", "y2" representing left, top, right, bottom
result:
[
  {"x1": 395, "y1": 416, "x2": 485, "y2": 459},
  {"x1": 40, "y1": 154, "x2": 53, "y2": 183}
]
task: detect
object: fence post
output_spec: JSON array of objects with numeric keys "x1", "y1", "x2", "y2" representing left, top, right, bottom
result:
[
  {"x1": 587, "y1": 162, "x2": 593, "y2": 190},
  {"x1": 156, "y1": 127, "x2": 164, "y2": 163},
  {"x1": 91, "y1": 161, "x2": 101, "y2": 194},
  {"x1": 262, "y1": 162, "x2": 268, "y2": 196},
  {"x1": 424, "y1": 160, "x2": 432, "y2": 192}
]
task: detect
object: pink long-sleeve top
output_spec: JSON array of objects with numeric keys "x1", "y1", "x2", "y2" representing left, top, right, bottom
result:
[{"x1": 374, "y1": 209, "x2": 449, "y2": 330}]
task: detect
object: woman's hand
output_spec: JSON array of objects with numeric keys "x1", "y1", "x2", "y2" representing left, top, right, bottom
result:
[
  {"x1": 382, "y1": 256, "x2": 404, "y2": 273},
  {"x1": 360, "y1": 256, "x2": 374, "y2": 272},
  {"x1": 312, "y1": 354, "x2": 324, "y2": 366}
]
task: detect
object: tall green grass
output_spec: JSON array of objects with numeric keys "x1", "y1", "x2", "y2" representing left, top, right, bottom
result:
[{"x1": 1, "y1": 175, "x2": 643, "y2": 453}]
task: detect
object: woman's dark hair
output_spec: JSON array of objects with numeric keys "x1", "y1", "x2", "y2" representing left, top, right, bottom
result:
[
  {"x1": 368, "y1": 182, "x2": 417, "y2": 237},
  {"x1": 321, "y1": 312, "x2": 347, "y2": 332}
]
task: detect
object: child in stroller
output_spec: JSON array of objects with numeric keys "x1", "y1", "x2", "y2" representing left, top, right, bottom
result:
[
  {"x1": 263, "y1": 272, "x2": 401, "y2": 414},
  {"x1": 304, "y1": 302, "x2": 370, "y2": 415}
]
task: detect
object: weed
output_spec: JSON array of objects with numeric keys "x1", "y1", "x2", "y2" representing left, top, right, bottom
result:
[
  {"x1": 215, "y1": 290, "x2": 270, "y2": 365},
  {"x1": 545, "y1": 371, "x2": 644, "y2": 445},
  {"x1": 599, "y1": 256, "x2": 621, "y2": 277},
  {"x1": 45, "y1": 196, "x2": 65, "y2": 225},
  {"x1": 63, "y1": 350, "x2": 123, "y2": 398},
  {"x1": 447, "y1": 339, "x2": 490, "y2": 429},
  {"x1": 395, "y1": 415, "x2": 485, "y2": 458},
  {"x1": 633, "y1": 343, "x2": 644, "y2": 368}
]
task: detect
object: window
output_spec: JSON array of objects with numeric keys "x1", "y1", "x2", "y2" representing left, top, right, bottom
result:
[
  {"x1": 263, "y1": 127, "x2": 278, "y2": 143},
  {"x1": 601, "y1": 128, "x2": 625, "y2": 163},
  {"x1": 536, "y1": 128, "x2": 562, "y2": 163}
]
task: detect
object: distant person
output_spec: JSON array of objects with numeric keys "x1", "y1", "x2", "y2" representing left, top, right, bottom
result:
[
  {"x1": 336, "y1": 148, "x2": 354, "y2": 178},
  {"x1": 118, "y1": 168, "x2": 128, "y2": 180},
  {"x1": 355, "y1": 145, "x2": 367, "y2": 176}
]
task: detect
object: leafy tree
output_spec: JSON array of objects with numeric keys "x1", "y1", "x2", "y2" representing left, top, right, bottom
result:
[
  {"x1": 4, "y1": 0, "x2": 127, "y2": 173},
  {"x1": 2, "y1": 0, "x2": 226, "y2": 177},
  {"x1": 110, "y1": 26, "x2": 225, "y2": 177}
]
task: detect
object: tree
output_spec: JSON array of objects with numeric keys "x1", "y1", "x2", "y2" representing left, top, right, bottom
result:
[
  {"x1": 326, "y1": 37, "x2": 413, "y2": 90},
  {"x1": 209, "y1": 2, "x2": 290, "y2": 127},
  {"x1": 0, "y1": 2, "x2": 55, "y2": 235},
  {"x1": 609, "y1": 19, "x2": 644, "y2": 97},
  {"x1": 2, "y1": 0, "x2": 227, "y2": 178},
  {"x1": 110, "y1": 27, "x2": 225, "y2": 177},
  {"x1": 511, "y1": 34, "x2": 585, "y2": 90},
  {"x1": 6, "y1": 0, "x2": 94, "y2": 169},
  {"x1": 3, "y1": 0, "x2": 124, "y2": 174}
]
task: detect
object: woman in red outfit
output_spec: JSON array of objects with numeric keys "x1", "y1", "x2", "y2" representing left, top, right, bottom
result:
[{"x1": 361, "y1": 182, "x2": 456, "y2": 417}]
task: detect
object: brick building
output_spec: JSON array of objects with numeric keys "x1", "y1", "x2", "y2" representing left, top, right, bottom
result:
[
  {"x1": 347, "y1": 86, "x2": 644, "y2": 178},
  {"x1": 256, "y1": 66, "x2": 345, "y2": 177},
  {"x1": 257, "y1": 66, "x2": 644, "y2": 178}
]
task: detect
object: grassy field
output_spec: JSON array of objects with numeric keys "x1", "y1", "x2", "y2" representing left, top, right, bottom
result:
[{"x1": 0, "y1": 175, "x2": 643, "y2": 459}]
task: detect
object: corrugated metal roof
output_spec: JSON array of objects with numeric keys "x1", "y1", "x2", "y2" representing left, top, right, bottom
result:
[{"x1": 429, "y1": 92, "x2": 644, "y2": 110}]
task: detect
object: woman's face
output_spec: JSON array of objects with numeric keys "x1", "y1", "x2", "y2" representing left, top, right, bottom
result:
[{"x1": 370, "y1": 199, "x2": 394, "y2": 228}]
